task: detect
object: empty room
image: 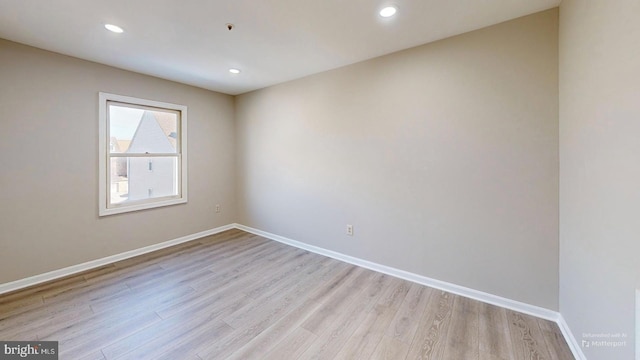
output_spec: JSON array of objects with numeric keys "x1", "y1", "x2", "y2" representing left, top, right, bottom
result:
[{"x1": 0, "y1": 0, "x2": 637, "y2": 359}]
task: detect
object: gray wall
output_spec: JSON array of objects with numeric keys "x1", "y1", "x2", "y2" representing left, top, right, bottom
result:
[
  {"x1": 559, "y1": 0, "x2": 640, "y2": 359},
  {"x1": 236, "y1": 9, "x2": 559, "y2": 310},
  {"x1": 0, "y1": 39, "x2": 236, "y2": 284}
]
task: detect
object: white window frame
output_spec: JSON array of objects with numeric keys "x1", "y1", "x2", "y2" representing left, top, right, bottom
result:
[{"x1": 98, "y1": 92, "x2": 188, "y2": 216}]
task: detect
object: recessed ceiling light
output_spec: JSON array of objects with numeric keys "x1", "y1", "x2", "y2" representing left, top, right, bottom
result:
[
  {"x1": 105, "y1": 24, "x2": 124, "y2": 33},
  {"x1": 379, "y1": 6, "x2": 397, "y2": 18},
  {"x1": 229, "y1": 68, "x2": 241, "y2": 74}
]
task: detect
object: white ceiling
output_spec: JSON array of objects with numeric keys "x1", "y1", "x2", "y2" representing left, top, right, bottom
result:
[{"x1": 0, "y1": 0, "x2": 559, "y2": 95}]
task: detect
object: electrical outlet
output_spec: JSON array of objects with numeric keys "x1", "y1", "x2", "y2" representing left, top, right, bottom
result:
[
  {"x1": 215, "y1": 204, "x2": 221, "y2": 213},
  {"x1": 346, "y1": 224, "x2": 353, "y2": 236}
]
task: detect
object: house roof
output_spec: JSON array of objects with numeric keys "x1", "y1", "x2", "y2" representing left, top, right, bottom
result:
[{"x1": 127, "y1": 112, "x2": 176, "y2": 154}]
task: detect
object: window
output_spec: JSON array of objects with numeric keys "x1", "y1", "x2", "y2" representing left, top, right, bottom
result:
[{"x1": 99, "y1": 92, "x2": 187, "y2": 216}]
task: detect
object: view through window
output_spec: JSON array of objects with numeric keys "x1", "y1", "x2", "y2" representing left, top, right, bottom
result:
[{"x1": 99, "y1": 93, "x2": 187, "y2": 215}]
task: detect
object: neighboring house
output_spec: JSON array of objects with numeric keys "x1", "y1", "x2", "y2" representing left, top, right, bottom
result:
[
  {"x1": 109, "y1": 138, "x2": 129, "y2": 177},
  {"x1": 126, "y1": 111, "x2": 177, "y2": 201},
  {"x1": 109, "y1": 137, "x2": 129, "y2": 204},
  {"x1": 109, "y1": 137, "x2": 124, "y2": 178}
]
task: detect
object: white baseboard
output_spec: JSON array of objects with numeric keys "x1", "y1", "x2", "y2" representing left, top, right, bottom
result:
[
  {"x1": 235, "y1": 223, "x2": 585, "y2": 360},
  {"x1": 557, "y1": 314, "x2": 587, "y2": 360},
  {"x1": 235, "y1": 224, "x2": 557, "y2": 321},
  {"x1": 0, "y1": 224, "x2": 235, "y2": 295}
]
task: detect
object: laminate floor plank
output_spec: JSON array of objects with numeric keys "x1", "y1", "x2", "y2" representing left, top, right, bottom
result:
[
  {"x1": 153, "y1": 238, "x2": 261, "y2": 275},
  {"x1": 479, "y1": 302, "x2": 516, "y2": 360},
  {"x1": 0, "y1": 288, "x2": 100, "y2": 335},
  {"x1": 101, "y1": 294, "x2": 244, "y2": 360},
  {"x1": 243, "y1": 251, "x2": 324, "y2": 299},
  {"x1": 1, "y1": 304, "x2": 94, "y2": 341},
  {"x1": 508, "y1": 310, "x2": 553, "y2": 360},
  {"x1": 0, "y1": 229, "x2": 574, "y2": 360},
  {"x1": 443, "y1": 295, "x2": 480, "y2": 360},
  {"x1": 386, "y1": 283, "x2": 433, "y2": 344},
  {"x1": 150, "y1": 321, "x2": 235, "y2": 360},
  {"x1": 370, "y1": 335, "x2": 410, "y2": 360},
  {"x1": 224, "y1": 289, "x2": 324, "y2": 360},
  {"x1": 298, "y1": 273, "x2": 391, "y2": 360},
  {"x1": 77, "y1": 350, "x2": 107, "y2": 360},
  {"x1": 41, "y1": 277, "x2": 131, "y2": 307},
  {"x1": 333, "y1": 304, "x2": 398, "y2": 360},
  {"x1": 153, "y1": 246, "x2": 308, "y2": 321},
  {"x1": 405, "y1": 290, "x2": 456, "y2": 359},
  {"x1": 262, "y1": 327, "x2": 318, "y2": 360},
  {"x1": 153, "y1": 275, "x2": 254, "y2": 320},
  {"x1": 0, "y1": 290, "x2": 49, "y2": 320},
  {"x1": 52, "y1": 311, "x2": 161, "y2": 359},
  {"x1": 336, "y1": 275, "x2": 400, "y2": 359},
  {"x1": 112, "y1": 319, "x2": 232, "y2": 360},
  {"x1": 197, "y1": 264, "x2": 361, "y2": 360},
  {"x1": 188, "y1": 242, "x2": 298, "y2": 293},
  {"x1": 159, "y1": 235, "x2": 269, "y2": 273},
  {"x1": 0, "y1": 274, "x2": 86, "y2": 309},
  {"x1": 376, "y1": 277, "x2": 412, "y2": 311},
  {"x1": 90, "y1": 284, "x2": 196, "y2": 316},
  {"x1": 111, "y1": 232, "x2": 236, "y2": 269},
  {"x1": 223, "y1": 255, "x2": 333, "y2": 330},
  {"x1": 300, "y1": 267, "x2": 372, "y2": 334},
  {"x1": 78, "y1": 263, "x2": 169, "y2": 298},
  {"x1": 538, "y1": 318, "x2": 575, "y2": 360},
  {"x1": 225, "y1": 262, "x2": 353, "y2": 360}
]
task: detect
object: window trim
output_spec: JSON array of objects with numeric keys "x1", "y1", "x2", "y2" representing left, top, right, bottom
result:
[{"x1": 98, "y1": 92, "x2": 188, "y2": 216}]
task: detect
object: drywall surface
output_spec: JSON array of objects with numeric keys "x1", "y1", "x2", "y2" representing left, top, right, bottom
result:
[
  {"x1": 237, "y1": 10, "x2": 559, "y2": 309},
  {"x1": 559, "y1": 0, "x2": 640, "y2": 358},
  {"x1": 0, "y1": 39, "x2": 236, "y2": 283}
]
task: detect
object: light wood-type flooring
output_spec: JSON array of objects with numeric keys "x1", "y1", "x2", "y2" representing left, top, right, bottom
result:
[{"x1": 0, "y1": 229, "x2": 574, "y2": 359}]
